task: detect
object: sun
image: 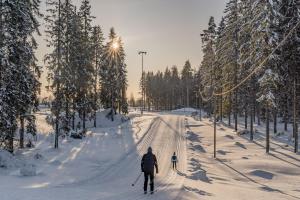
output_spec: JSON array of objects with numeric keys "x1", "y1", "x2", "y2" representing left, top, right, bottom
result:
[{"x1": 112, "y1": 41, "x2": 119, "y2": 50}]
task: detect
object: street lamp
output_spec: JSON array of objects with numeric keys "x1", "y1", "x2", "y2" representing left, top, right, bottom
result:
[{"x1": 138, "y1": 51, "x2": 147, "y2": 115}]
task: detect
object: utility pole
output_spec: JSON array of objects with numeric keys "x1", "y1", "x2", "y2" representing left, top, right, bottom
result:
[{"x1": 138, "y1": 51, "x2": 147, "y2": 115}]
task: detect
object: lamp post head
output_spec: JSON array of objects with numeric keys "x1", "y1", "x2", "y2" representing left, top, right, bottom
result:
[{"x1": 138, "y1": 51, "x2": 147, "y2": 55}]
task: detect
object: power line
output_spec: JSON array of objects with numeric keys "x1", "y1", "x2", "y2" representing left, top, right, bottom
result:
[
  {"x1": 198, "y1": 18, "x2": 299, "y2": 101},
  {"x1": 213, "y1": 20, "x2": 300, "y2": 96}
]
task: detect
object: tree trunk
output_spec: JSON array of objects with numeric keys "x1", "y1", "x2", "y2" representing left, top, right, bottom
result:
[
  {"x1": 266, "y1": 106, "x2": 270, "y2": 154},
  {"x1": 250, "y1": 83, "x2": 255, "y2": 141},
  {"x1": 72, "y1": 100, "x2": 75, "y2": 130},
  {"x1": 66, "y1": 98, "x2": 69, "y2": 126},
  {"x1": 54, "y1": 0, "x2": 62, "y2": 149},
  {"x1": 234, "y1": 92, "x2": 238, "y2": 131},
  {"x1": 293, "y1": 77, "x2": 298, "y2": 153},
  {"x1": 253, "y1": 102, "x2": 256, "y2": 123},
  {"x1": 83, "y1": 109, "x2": 86, "y2": 130},
  {"x1": 244, "y1": 107, "x2": 248, "y2": 130},
  {"x1": 228, "y1": 93, "x2": 231, "y2": 126},
  {"x1": 273, "y1": 109, "x2": 277, "y2": 134},
  {"x1": 250, "y1": 106, "x2": 254, "y2": 141},
  {"x1": 8, "y1": 127, "x2": 14, "y2": 153},
  {"x1": 94, "y1": 111, "x2": 97, "y2": 128},
  {"x1": 284, "y1": 95, "x2": 288, "y2": 131},
  {"x1": 19, "y1": 117, "x2": 24, "y2": 148},
  {"x1": 55, "y1": 114, "x2": 59, "y2": 149},
  {"x1": 220, "y1": 93, "x2": 223, "y2": 122},
  {"x1": 257, "y1": 104, "x2": 261, "y2": 126}
]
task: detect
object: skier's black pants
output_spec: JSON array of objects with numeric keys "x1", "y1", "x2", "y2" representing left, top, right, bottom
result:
[
  {"x1": 144, "y1": 172, "x2": 154, "y2": 192},
  {"x1": 172, "y1": 161, "x2": 177, "y2": 169}
]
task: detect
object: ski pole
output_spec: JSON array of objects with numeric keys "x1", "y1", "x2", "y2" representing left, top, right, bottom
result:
[{"x1": 131, "y1": 172, "x2": 143, "y2": 186}]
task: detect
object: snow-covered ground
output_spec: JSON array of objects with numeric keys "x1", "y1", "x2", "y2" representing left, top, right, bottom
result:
[
  {"x1": 184, "y1": 117, "x2": 300, "y2": 200},
  {"x1": 0, "y1": 109, "x2": 299, "y2": 200}
]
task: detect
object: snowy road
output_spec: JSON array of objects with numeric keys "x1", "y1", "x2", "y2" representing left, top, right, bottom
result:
[
  {"x1": 2, "y1": 112, "x2": 300, "y2": 200},
  {"x1": 88, "y1": 114, "x2": 188, "y2": 200}
]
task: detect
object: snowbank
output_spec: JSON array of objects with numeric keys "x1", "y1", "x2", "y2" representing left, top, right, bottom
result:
[
  {"x1": 95, "y1": 109, "x2": 129, "y2": 128},
  {"x1": 20, "y1": 164, "x2": 36, "y2": 176},
  {"x1": 0, "y1": 150, "x2": 15, "y2": 169},
  {"x1": 172, "y1": 107, "x2": 198, "y2": 113}
]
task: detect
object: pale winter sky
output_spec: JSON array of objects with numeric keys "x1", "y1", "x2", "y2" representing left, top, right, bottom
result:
[{"x1": 37, "y1": 0, "x2": 227, "y2": 99}]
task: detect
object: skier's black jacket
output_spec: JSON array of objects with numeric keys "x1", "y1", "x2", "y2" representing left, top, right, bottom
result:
[{"x1": 141, "y1": 152, "x2": 158, "y2": 174}]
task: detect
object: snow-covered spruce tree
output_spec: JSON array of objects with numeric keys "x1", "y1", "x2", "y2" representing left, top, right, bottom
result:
[
  {"x1": 139, "y1": 71, "x2": 146, "y2": 109},
  {"x1": 0, "y1": 0, "x2": 41, "y2": 152},
  {"x1": 277, "y1": 0, "x2": 300, "y2": 152},
  {"x1": 45, "y1": 0, "x2": 64, "y2": 148},
  {"x1": 99, "y1": 28, "x2": 127, "y2": 121},
  {"x1": 77, "y1": 0, "x2": 94, "y2": 129},
  {"x1": 214, "y1": 17, "x2": 226, "y2": 122},
  {"x1": 250, "y1": 0, "x2": 280, "y2": 127},
  {"x1": 60, "y1": 0, "x2": 75, "y2": 129},
  {"x1": 163, "y1": 67, "x2": 172, "y2": 110},
  {"x1": 170, "y1": 66, "x2": 181, "y2": 110},
  {"x1": 238, "y1": 0, "x2": 257, "y2": 138},
  {"x1": 200, "y1": 16, "x2": 216, "y2": 117},
  {"x1": 222, "y1": 0, "x2": 239, "y2": 131},
  {"x1": 251, "y1": 0, "x2": 281, "y2": 148},
  {"x1": 68, "y1": 8, "x2": 83, "y2": 130},
  {"x1": 115, "y1": 37, "x2": 128, "y2": 115},
  {"x1": 193, "y1": 67, "x2": 203, "y2": 113},
  {"x1": 257, "y1": 69, "x2": 279, "y2": 153},
  {"x1": 0, "y1": 0, "x2": 13, "y2": 149},
  {"x1": 181, "y1": 60, "x2": 194, "y2": 109},
  {"x1": 91, "y1": 25, "x2": 104, "y2": 127},
  {"x1": 144, "y1": 71, "x2": 153, "y2": 110}
]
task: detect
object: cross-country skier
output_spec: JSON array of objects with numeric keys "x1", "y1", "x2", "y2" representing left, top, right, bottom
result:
[
  {"x1": 171, "y1": 152, "x2": 178, "y2": 170},
  {"x1": 141, "y1": 147, "x2": 158, "y2": 194}
]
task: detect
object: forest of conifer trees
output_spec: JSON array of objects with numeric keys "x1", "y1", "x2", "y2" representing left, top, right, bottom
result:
[
  {"x1": 142, "y1": 0, "x2": 300, "y2": 153},
  {"x1": 0, "y1": 0, "x2": 128, "y2": 150}
]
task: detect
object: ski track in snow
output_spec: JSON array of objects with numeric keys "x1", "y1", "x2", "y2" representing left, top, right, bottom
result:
[{"x1": 1, "y1": 111, "x2": 300, "y2": 200}]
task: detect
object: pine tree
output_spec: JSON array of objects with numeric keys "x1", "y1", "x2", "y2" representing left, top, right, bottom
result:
[
  {"x1": 91, "y1": 25, "x2": 104, "y2": 127},
  {"x1": 129, "y1": 93, "x2": 136, "y2": 107},
  {"x1": 45, "y1": 0, "x2": 64, "y2": 148},
  {"x1": 100, "y1": 28, "x2": 127, "y2": 120},
  {"x1": 278, "y1": 0, "x2": 300, "y2": 152},
  {"x1": 170, "y1": 66, "x2": 181, "y2": 109},
  {"x1": 257, "y1": 70, "x2": 279, "y2": 153},
  {"x1": 60, "y1": 0, "x2": 75, "y2": 129},
  {"x1": 200, "y1": 16, "x2": 216, "y2": 116},
  {"x1": 181, "y1": 60, "x2": 193, "y2": 108},
  {"x1": 215, "y1": 17, "x2": 226, "y2": 121},
  {"x1": 238, "y1": 0, "x2": 257, "y2": 137},
  {"x1": 78, "y1": 0, "x2": 94, "y2": 129}
]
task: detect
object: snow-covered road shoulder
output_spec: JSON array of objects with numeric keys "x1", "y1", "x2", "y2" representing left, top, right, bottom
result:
[
  {"x1": 0, "y1": 112, "x2": 157, "y2": 200},
  {"x1": 182, "y1": 116, "x2": 300, "y2": 200}
]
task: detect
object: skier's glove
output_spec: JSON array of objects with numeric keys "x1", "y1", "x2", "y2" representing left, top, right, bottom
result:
[{"x1": 156, "y1": 169, "x2": 159, "y2": 174}]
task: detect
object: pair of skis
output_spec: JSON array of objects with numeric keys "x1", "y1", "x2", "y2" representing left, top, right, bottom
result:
[{"x1": 132, "y1": 172, "x2": 157, "y2": 194}]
